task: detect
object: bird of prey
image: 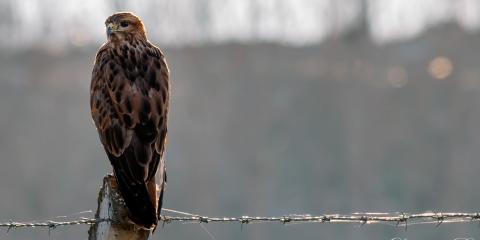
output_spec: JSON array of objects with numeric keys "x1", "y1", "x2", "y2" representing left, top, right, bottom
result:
[{"x1": 90, "y1": 12, "x2": 169, "y2": 229}]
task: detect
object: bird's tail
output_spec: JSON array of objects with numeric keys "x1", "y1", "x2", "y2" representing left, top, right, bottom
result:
[{"x1": 113, "y1": 168, "x2": 158, "y2": 229}]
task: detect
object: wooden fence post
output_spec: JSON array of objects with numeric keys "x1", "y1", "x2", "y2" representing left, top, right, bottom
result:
[{"x1": 87, "y1": 174, "x2": 152, "y2": 240}]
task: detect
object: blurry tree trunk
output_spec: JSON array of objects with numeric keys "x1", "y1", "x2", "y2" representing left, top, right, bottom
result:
[
  {"x1": 87, "y1": 174, "x2": 152, "y2": 240},
  {"x1": 344, "y1": 0, "x2": 369, "y2": 40}
]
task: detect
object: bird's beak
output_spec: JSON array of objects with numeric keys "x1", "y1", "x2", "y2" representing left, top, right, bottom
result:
[{"x1": 107, "y1": 22, "x2": 115, "y2": 36}]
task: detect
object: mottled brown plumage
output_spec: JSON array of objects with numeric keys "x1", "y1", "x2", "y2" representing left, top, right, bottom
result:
[{"x1": 90, "y1": 12, "x2": 169, "y2": 229}]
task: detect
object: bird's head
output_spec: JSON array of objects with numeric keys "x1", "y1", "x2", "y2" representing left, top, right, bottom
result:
[{"x1": 104, "y1": 12, "x2": 147, "y2": 43}]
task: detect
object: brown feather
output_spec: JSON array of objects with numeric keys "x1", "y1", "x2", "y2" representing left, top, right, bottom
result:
[{"x1": 90, "y1": 12, "x2": 169, "y2": 229}]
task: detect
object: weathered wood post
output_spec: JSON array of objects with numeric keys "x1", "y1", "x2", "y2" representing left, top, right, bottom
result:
[{"x1": 87, "y1": 174, "x2": 152, "y2": 240}]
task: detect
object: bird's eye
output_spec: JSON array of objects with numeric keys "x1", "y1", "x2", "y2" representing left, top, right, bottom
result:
[{"x1": 121, "y1": 21, "x2": 129, "y2": 27}]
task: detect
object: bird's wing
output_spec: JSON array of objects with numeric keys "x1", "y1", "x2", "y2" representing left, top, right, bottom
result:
[
  {"x1": 90, "y1": 42, "x2": 169, "y2": 228},
  {"x1": 91, "y1": 42, "x2": 169, "y2": 180}
]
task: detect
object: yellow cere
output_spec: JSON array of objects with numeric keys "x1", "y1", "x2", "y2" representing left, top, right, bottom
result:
[{"x1": 108, "y1": 23, "x2": 114, "y2": 29}]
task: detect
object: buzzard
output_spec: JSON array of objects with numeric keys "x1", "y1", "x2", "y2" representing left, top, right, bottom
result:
[{"x1": 90, "y1": 12, "x2": 169, "y2": 229}]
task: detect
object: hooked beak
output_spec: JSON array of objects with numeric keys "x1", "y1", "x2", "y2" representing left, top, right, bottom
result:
[{"x1": 107, "y1": 22, "x2": 115, "y2": 36}]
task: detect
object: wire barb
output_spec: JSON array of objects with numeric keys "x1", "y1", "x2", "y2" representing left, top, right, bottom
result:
[
  {"x1": 395, "y1": 212, "x2": 407, "y2": 231},
  {"x1": 48, "y1": 221, "x2": 57, "y2": 235},
  {"x1": 359, "y1": 215, "x2": 368, "y2": 227},
  {"x1": 239, "y1": 216, "x2": 251, "y2": 230},
  {"x1": 6, "y1": 220, "x2": 14, "y2": 234},
  {"x1": 470, "y1": 209, "x2": 480, "y2": 228},
  {"x1": 434, "y1": 212, "x2": 444, "y2": 227},
  {"x1": 161, "y1": 215, "x2": 171, "y2": 229},
  {"x1": 199, "y1": 216, "x2": 209, "y2": 224},
  {"x1": 281, "y1": 216, "x2": 292, "y2": 225}
]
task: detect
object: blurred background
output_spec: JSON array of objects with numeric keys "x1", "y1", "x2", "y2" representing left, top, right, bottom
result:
[{"x1": 1, "y1": 0, "x2": 480, "y2": 239}]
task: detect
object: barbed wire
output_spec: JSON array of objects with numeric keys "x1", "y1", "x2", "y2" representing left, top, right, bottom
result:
[{"x1": 2, "y1": 210, "x2": 480, "y2": 234}]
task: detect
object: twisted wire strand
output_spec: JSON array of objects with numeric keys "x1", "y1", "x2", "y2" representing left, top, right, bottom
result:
[{"x1": 2, "y1": 211, "x2": 480, "y2": 234}]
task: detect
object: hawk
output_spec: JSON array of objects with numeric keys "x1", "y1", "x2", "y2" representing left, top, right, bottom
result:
[{"x1": 90, "y1": 12, "x2": 169, "y2": 229}]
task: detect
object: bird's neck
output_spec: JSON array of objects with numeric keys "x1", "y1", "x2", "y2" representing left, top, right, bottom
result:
[{"x1": 108, "y1": 38, "x2": 148, "y2": 48}]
